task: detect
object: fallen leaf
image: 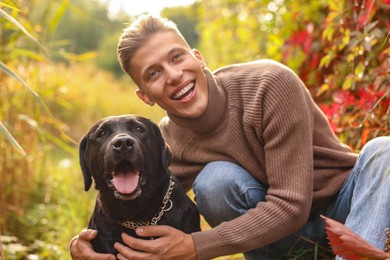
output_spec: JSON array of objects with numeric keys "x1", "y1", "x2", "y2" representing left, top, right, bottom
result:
[{"x1": 321, "y1": 215, "x2": 390, "y2": 260}]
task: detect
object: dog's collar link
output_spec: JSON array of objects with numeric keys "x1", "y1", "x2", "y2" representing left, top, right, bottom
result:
[{"x1": 120, "y1": 176, "x2": 175, "y2": 230}]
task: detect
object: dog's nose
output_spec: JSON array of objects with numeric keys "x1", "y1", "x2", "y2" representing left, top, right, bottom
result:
[{"x1": 112, "y1": 136, "x2": 134, "y2": 152}]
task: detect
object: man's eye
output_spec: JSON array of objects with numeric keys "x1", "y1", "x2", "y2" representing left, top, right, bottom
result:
[
  {"x1": 97, "y1": 130, "x2": 107, "y2": 137},
  {"x1": 148, "y1": 71, "x2": 159, "y2": 80},
  {"x1": 173, "y1": 53, "x2": 183, "y2": 61}
]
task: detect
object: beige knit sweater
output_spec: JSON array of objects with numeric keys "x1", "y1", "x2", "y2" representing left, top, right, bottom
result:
[{"x1": 159, "y1": 59, "x2": 358, "y2": 259}]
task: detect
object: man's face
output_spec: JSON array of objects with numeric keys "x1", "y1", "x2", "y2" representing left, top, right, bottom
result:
[{"x1": 129, "y1": 32, "x2": 208, "y2": 118}]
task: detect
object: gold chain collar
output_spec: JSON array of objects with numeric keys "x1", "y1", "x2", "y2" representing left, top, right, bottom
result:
[{"x1": 120, "y1": 176, "x2": 175, "y2": 230}]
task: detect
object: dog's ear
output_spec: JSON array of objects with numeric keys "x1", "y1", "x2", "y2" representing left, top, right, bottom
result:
[
  {"x1": 149, "y1": 119, "x2": 172, "y2": 172},
  {"x1": 79, "y1": 136, "x2": 92, "y2": 191},
  {"x1": 161, "y1": 143, "x2": 172, "y2": 172}
]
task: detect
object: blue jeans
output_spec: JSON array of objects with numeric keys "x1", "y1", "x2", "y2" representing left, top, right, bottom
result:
[{"x1": 192, "y1": 136, "x2": 390, "y2": 259}]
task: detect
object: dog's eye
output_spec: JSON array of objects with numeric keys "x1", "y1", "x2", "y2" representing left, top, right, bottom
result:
[
  {"x1": 97, "y1": 130, "x2": 107, "y2": 137},
  {"x1": 135, "y1": 126, "x2": 144, "y2": 133}
]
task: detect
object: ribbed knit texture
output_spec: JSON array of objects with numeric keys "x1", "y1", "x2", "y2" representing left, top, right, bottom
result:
[{"x1": 159, "y1": 59, "x2": 358, "y2": 259}]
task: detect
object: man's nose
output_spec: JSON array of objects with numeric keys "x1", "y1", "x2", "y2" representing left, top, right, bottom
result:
[{"x1": 166, "y1": 66, "x2": 183, "y2": 85}]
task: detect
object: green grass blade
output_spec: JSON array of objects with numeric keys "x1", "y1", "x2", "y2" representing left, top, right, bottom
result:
[
  {"x1": 48, "y1": 0, "x2": 69, "y2": 35},
  {"x1": 0, "y1": 8, "x2": 48, "y2": 55},
  {"x1": 0, "y1": 2, "x2": 20, "y2": 10},
  {"x1": 0, "y1": 120, "x2": 27, "y2": 156},
  {"x1": 0, "y1": 61, "x2": 53, "y2": 117}
]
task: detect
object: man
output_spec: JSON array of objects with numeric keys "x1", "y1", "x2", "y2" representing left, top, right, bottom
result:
[{"x1": 70, "y1": 15, "x2": 390, "y2": 260}]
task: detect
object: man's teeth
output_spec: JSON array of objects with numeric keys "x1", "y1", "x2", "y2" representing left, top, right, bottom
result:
[{"x1": 173, "y1": 82, "x2": 194, "y2": 100}]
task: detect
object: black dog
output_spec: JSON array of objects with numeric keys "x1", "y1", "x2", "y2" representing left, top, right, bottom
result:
[{"x1": 79, "y1": 114, "x2": 200, "y2": 255}]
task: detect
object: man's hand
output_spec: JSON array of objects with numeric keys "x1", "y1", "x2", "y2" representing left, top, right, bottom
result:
[
  {"x1": 114, "y1": 225, "x2": 197, "y2": 260},
  {"x1": 70, "y1": 229, "x2": 115, "y2": 260}
]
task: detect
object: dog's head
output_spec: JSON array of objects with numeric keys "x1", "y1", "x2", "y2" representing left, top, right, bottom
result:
[{"x1": 79, "y1": 115, "x2": 171, "y2": 201}]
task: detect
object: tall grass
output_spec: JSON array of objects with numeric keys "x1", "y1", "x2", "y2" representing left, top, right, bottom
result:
[
  {"x1": 47, "y1": 62, "x2": 166, "y2": 140},
  {"x1": 1, "y1": 0, "x2": 68, "y2": 240}
]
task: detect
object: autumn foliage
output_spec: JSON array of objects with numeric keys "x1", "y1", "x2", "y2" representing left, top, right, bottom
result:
[
  {"x1": 199, "y1": 0, "x2": 389, "y2": 151},
  {"x1": 282, "y1": 0, "x2": 390, "y2": 150}
]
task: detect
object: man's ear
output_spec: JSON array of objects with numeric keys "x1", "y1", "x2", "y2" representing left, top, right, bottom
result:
[
  {"x1": 192, "y1": 49, "x2": 206, "y2": 68},
  {"x1": 136, "y1": 89, "x2": 155, "y2": 106}
]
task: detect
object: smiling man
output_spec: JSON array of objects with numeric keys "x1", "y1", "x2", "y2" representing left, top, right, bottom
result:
[
  {"x1": 70, "y1": 15, "x2": 390, "y2": 260},
  {"x1": 129, "y1": 30, "x2": 208, "y2": 119}
]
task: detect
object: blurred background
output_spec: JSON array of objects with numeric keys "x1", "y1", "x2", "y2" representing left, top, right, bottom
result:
[{"x1": 0, "y1": 0, "x2": 389, "y2": 259}]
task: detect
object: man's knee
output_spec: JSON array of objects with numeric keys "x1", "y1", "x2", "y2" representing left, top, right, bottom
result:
[
  {"x1": 193, "y1": 161, "x2": 238, "y2": 207},
  {"x1": 193, "y1": 161, "x2": 266, "y2": 227},
  {"x1": 361, "y1": 136, "x2": 390, "y2": 156},
  {"x1": 355, "y1": 136, "x2": 390, "y2": 189},
  {"x1": 193, "y1": 161, "x2": 246, "y2": 192},
  {"x1": 355, "y1": 136, "x2": 390, "y2": 172}
]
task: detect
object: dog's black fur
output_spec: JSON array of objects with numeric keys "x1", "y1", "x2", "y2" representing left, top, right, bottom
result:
[{"x1": 79, "y1": 115, "x2": 200, "y2": 255}]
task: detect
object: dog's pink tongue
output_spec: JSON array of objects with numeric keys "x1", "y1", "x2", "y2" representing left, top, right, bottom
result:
[{"x1": 112, "y1": 171, "x2": 139, "y2": 194}]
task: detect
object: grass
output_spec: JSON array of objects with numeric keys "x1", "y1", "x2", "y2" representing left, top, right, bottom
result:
[{"x1": 40, "y1": 62, "x2": 166, "y2": 140}]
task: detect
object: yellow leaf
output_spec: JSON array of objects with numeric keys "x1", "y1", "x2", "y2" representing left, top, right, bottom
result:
[
  {"x1": 316, "y1": 84, "x2": 330, "y2": 97},
  {"x1": 342, "y1": 75, "x2": 354, "y2": 90},
  {"x1": 354, "y1": 62, "x2": 365, "y2": 79}
]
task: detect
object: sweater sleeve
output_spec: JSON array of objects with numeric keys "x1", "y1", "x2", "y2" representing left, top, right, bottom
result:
[{"x1": 192, "y1": 62, "x2": 315, "y2": 259}]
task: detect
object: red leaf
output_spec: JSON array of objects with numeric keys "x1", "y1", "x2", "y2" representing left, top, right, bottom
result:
[
  {"x1": 321, "y1": 215, "x2": 390, "y2": 259},
  {"x1": 289, "y1": 30, "x2": 309, "y2": 46}
]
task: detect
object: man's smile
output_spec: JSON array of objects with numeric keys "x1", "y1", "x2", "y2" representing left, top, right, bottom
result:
[{"x1": 172, "y1": 81, "x2": 195, "y2": 100}]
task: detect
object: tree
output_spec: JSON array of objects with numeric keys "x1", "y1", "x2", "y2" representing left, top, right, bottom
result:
[{"x1": 163, "y1": 4, "x2": 200, "y2": 49}]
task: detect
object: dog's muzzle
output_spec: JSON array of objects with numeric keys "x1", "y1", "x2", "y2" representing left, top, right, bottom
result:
[{"x1": 106, "y1": 134, "x2": 143, "y2": 200}]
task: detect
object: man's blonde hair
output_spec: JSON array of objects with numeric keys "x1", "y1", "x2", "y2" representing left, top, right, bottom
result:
[{"x1": 117, "y1": 15, "x2": 186, "y2": 77}]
